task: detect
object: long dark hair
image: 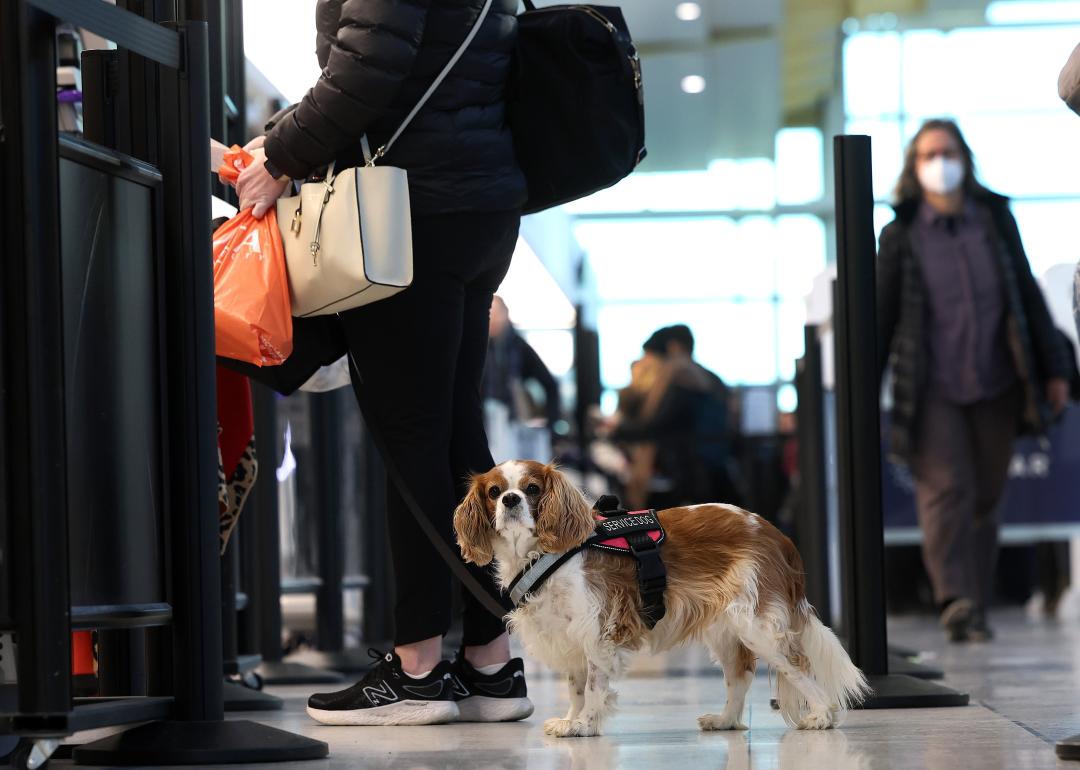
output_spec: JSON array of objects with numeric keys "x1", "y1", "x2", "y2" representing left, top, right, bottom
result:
[{"x1": 893, "y1": 118, "x2": 990, "y2": 203}]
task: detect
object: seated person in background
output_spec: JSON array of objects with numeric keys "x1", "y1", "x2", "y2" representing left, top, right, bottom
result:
[
  {"x1": 484, "y1": 296, "x2": 562, "y2": 430},
  {"x1": 608, "y1": 326, "x2": 738, "y2": 508}
]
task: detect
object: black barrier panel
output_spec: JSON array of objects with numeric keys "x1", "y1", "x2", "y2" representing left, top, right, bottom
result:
[{"x1": 59, "y1": 138, "x2": 167, "y2": 609}]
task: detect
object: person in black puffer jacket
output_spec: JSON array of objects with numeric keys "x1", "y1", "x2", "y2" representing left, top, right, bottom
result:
[
  {"x1": 232, "y1": 0, "x2": 532, "y2": 727},
  {"x1": 877, "y1": 119, "x2": 1069, "y2": 645}
]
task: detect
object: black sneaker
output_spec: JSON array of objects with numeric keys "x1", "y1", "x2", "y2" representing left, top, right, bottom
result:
[
  {"x1": 450, "y1": 655, "x2": 534, "y2": 723},
  {"x1": 306, "y1": 649, "x2": 459, "y2": 726}
]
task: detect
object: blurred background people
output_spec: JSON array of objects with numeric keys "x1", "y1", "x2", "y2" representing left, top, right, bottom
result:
[
  {"x1": 877, "y1": 118, "x2": 1070, "y2": 643},
  {"x1": 606, "y1": 325, "x2": 740, "y2": 509},
  {"x1": 484, "y1": 296, "x2": 562, "y2": 432}
]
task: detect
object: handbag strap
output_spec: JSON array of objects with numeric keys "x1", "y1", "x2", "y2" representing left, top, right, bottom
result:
[
  {"x1": 345, "y1": 352, "x2": 512, "y2": 619},
  {"x1": 522, "y1": 0, "x2": 536, "y2": 9},
  {"x1": 364, "y1": 0, "x2": 495, "y2": 167}
]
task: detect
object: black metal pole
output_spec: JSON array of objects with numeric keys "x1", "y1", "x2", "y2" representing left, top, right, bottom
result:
[
  {"x1": 832, "y1": 134, "x2": 965, "y2": 708},
  {"x1": 796, "y1": 325, "x2": 831, "y2": 623},
  {"x1": 251, "y1": 385, "x2": 344, "y2": 685},
  {"x1": 2, "y1": 1, "x2": 73, "y2": 731},
  {"x1": 313, "y1": 391, "x2": 346, "y2": 653}
]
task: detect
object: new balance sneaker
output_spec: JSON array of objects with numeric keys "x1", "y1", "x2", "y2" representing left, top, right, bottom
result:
[
  {"x1": 306, "y1": 649, "x2": 459, "y2": 726},
  {"x1": 450, "y1": 655, "x2": 534, "y2": 722}
]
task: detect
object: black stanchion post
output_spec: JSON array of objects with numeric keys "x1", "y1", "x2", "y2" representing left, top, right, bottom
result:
[
  {"x1": 250, "y1": 385, "x2": 344, "y2": 685},
  {"x1": 314, "y1": 391, "x2": 346, "y2": 652},
  {"x1": 73, "y1": 18, "x2": 327, "y2": 762},
  {"x1": 796, "y1": 325, "x2": 831, "y2": 623},
  {"x1": 832, "y1": 134, "x2": 965, "y2": 708},
  {"x1": 1, "y1": 0, "x2": 73, "y2": 734},
  {"x1": 222, "y1": 534, "x2": 282, "y2": 711},
  {"x1": 299, "y1": 389, "x2": 371, "y2": 672}
]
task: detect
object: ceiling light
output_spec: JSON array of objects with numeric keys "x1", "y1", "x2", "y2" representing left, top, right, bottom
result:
[
  {"x1": 681, "y1": 75, "x2": 706, "y2": 94},
  {"x1": 675, "y1": 2, "x2": 702, "y2": 21}
]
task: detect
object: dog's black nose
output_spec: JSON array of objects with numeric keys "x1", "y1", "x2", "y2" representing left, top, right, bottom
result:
[{"x1": 502, "y1": 492, "x2": 521, "y2": 508}]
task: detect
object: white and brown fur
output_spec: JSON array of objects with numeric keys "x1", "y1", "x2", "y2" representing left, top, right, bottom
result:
[{"x1": 453, "y1": 461, "x2": 869, "y2": 737}]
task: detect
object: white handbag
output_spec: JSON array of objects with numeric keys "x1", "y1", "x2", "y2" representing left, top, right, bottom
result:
[{"x1": 276, "y1": 0, "x2": 493, "y2": 317}]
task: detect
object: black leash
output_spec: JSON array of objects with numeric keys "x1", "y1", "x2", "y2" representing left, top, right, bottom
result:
[{"x1": 346, "y1": 353, "x2": 512, "y2": 619}]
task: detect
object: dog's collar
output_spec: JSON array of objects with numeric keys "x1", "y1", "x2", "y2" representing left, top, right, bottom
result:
[{"x1": 505, "y1": 500, "x2": 668, "y2": 627}]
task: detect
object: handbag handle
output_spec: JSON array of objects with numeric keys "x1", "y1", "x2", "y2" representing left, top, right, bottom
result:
[
  {"x1": 522, "y1": 0, "x2": 536, "y2": 9},
  {"x1": 364, "y1": 0, "x2": 495, "y2": 166}
]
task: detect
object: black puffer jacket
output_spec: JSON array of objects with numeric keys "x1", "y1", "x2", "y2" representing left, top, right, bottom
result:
[
  {"x1": 877, "y1": 190, "x2": 1069, "y2": 462},
  {"x1": 264, "y1": 0, "x2": 527, "y2": 215}
]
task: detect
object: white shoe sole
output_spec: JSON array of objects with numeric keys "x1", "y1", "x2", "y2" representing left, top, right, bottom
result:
[
  {"x1": 307, "y1": 700, "x2": 460, "y2": 726},
  {"x1": 455, "y1": 696, "x2": 534, "y2": 723}
]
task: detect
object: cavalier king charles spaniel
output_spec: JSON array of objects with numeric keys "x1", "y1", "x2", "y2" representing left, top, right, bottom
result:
[{"x1": 453, "y1": 461, "x2": 869, "y2": 737}]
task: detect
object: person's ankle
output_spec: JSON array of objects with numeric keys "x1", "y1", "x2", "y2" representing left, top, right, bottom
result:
[
  {"x1": 464, "y1": 633, "x2": 511, "y2": 669},
  {"x1": 396, "y1": 636, "x2": 443, "y2": 677}
]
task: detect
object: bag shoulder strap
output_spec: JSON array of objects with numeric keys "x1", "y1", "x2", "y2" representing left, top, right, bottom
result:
[
  {"x1": 345, "y1": 352, "x2": 511, "y2": 619},
  {"x1": 365, "y1": 0, "x2": 495, "y2": 166}
]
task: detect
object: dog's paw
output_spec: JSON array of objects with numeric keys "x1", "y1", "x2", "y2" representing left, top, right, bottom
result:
[
  {"x1": 544, "y1": 718, "x2": 572, "y2": 736},
  {"x1": 698, "y1": 713, "x2": 749, "y2": 731},
  {"x1": 544, "y1": 717, "x2": 600, "y2": 738},
  {"x1": 797, "y1": 711, "x2": 835, "y2": 730}
]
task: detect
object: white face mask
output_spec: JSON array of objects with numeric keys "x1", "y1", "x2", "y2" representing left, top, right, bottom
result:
[{"x1": 917, "y1": 156, "x2": 965, "y2": 196}]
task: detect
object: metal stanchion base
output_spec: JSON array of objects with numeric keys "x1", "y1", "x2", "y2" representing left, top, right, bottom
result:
[
  {"x1": 888, "y1": 653, "x2": 943, "y2": 680},
  {"x1": 222, "y1": 680, "x2": 284, "y2": 712},
  {"x1": 1057, "y1": 734, "x2": 1080, "y2": 761},
  {"x1": 888, "y1": 643, "x2": 919, "y2": 658},
  {"x1": 256, "y1": 660, "x2": 345, "y2": 685},
  {"x1": 854, "y1": 674, "x2": 968, "y2": 709},
  {"x1": 72, "y1": 719, "x2": 328, "y2": 765}
]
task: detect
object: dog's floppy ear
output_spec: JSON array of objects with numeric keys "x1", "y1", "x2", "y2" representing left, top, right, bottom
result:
[
  {"x1": 536, "y1": 465, "x2": 595, "y2": 553},
  {"x1": 453, "y1": 475, "x2": 495, "y2": 566}
]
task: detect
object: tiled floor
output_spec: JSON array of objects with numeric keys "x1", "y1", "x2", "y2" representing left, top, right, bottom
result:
[{"x1": 53, "y1": 609, "x2": 1080, "y2": 769}]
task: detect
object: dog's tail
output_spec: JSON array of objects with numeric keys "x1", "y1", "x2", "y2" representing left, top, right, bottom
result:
[{"x1": 778, "y1": 605, "x2": 870, "y2": 725}]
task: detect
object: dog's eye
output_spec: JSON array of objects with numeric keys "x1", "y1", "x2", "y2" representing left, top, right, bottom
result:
[
  {"x1": 526, "y1": 483, "x2": 540, "y2": 496},
  {"x1": 487, "y1": 486, "x2": 501, "y2": 500}
]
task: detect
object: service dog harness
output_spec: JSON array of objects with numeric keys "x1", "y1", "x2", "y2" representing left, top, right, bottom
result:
[{"x1": 506, "y1": 495, "x2": 668, "y2": 627}]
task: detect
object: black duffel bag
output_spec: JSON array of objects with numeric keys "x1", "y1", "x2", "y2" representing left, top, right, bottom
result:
[{"x1": 509, "y1": 0, "x2": 646, "y2": 214}]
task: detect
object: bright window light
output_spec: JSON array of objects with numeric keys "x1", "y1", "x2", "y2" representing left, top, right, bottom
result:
[
  {"x1": 681, "y1": 75, "x2": 707, "y2": 94},
  {"x1": 243, "y1": 0, "x2": 322, "y2": 102},
  {"x1": 496, "y1": 238, "x2": 576, "y2": 331},
  {"x1": 675, "y1": 2, "x2": 702, "y2": 21},
  {"x1": 775, "y1": 128, "x2": 825, "y2": 205},
  {"x1": 986, "y1": 1, "x2": 1080, "y2": 24}
]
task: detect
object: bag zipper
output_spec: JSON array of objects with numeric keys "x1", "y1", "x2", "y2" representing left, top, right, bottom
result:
[{"x1": 525, "y1": 5, "x2": 643, "y2": 91}]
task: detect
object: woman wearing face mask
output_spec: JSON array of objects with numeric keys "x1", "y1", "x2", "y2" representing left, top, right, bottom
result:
[{"x1": 877, "y1": 119, "x2": 1069, "y2": 643}]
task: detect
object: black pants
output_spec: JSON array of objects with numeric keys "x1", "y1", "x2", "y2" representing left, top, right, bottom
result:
[{"x1": 339, "y1": 210, "x2": 520, "y2": 646}]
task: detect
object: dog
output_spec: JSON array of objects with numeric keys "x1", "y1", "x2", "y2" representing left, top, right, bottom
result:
[{"x1": 453, "y1": 461, "x2": 869, "y2": 737}]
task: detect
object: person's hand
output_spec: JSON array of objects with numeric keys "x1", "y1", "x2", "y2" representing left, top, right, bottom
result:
[
  {"x1": 1047, "y1": 377, "x2": 1070, "y2": 417},
  {"x1": 217, "y1": 136, "x2": 268, "y2": 186},
  {"x1": 236, "y1": 148, "x2": 290, "y2": 218}
]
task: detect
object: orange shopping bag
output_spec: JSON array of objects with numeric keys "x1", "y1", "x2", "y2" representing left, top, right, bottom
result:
[{"x1": 213, "y1": 147, "x2": 293, "y2": 366}]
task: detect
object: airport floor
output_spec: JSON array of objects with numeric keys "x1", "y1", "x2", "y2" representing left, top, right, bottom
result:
[{"x1": 54, "y1": 609, "x2": 1080, "y2": 769}]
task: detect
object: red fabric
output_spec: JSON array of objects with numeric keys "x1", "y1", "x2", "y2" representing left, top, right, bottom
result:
[
  {"x1": 216, "y1": 365, "x2": 254, "y2": 475},
  {"x1": 593, "y1": 512, "x2": 663, "y2": 551},
  {"x1": 71, "y1": 631, "x2": 94, "y2": 675}
]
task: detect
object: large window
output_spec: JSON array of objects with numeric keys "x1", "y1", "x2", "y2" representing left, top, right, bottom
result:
[
  {"x1": 844, "y1": 22, "x2": 1080, "y2": 277},
  {"x1": 571, "y1": 129, "x2": 828, "y2": 401}
]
